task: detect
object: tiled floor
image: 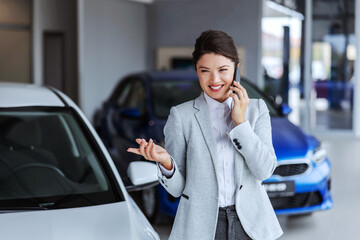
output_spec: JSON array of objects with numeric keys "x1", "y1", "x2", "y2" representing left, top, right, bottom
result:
[{"x1": 153, "y1": 136, "x2": 360, "y2": 240}]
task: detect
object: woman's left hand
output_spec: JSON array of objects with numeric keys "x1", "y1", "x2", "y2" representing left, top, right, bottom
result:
[{"x1": 229, "y1": 81, "x2": 250, "y2": 126}]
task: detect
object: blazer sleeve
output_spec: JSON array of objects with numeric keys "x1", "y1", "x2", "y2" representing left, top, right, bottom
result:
[
  {"x1": 228, "y1": 99, "x2": 277, "y2": 181},
  {"x1": 157, "y1": 106, "x2": 186, "y2": 197}
]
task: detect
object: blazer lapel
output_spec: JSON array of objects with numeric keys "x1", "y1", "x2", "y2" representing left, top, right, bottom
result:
[{"x1": 194, "y1": 93, "x2": 220, "y2": 184}]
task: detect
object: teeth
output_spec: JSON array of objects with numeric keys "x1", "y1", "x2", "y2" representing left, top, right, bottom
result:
[{"x1": 210, "y1": 85, "x2": 222, "y2": 90}]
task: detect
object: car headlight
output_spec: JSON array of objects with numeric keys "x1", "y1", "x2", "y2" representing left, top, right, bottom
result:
[{"x1": 312, "y1": 142, "x2": 327, "y2": 164}]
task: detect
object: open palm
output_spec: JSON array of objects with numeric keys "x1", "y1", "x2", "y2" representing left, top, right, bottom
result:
[{"x1": 127, "y1": 138, "x2": 172, "y2": 170}]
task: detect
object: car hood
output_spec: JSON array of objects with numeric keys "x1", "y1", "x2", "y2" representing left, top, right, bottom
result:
[
  {"x1": 271, "y1": 117, "x2": 309, "y2": 160},
  {"x1": 0, "y1": 201, "x2": 157, "y2": 240}
]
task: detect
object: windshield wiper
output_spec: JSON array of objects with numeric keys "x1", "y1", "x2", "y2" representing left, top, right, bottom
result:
[{"x1": 0, "y1": 206, "x2": 48, "y2": 213}]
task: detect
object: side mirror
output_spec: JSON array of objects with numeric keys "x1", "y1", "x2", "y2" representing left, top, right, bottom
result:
[
  {"x1": 126, "y1": 161, "x2": 158, "y2": 192},
  {"x1": 281, "y1": 103, "x2": 292, "y2": 115}
]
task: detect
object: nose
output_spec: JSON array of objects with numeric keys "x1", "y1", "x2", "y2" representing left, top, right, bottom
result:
[{"x1": 210, "y1": 72, "x2": 221, "y2": 83}]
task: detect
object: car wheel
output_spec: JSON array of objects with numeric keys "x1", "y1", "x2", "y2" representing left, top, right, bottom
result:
[{"x1": 141, "y1": 186, "x2": 159, "y2": 223}]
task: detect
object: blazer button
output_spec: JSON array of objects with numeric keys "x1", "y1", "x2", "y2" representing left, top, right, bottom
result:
[
  {"x1": 239, "y1": 185, "x2": 243, "y2": 190},
  {"x1": 233, "y1": 138, "x2": 238, "y2": 143},
  {"x1": 237, "y1": 145, "x2": 242, "y2": 150}
]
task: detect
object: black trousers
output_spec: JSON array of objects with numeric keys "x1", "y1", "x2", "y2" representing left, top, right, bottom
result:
[{"x1": 215, "y1": 205, "x2": 252, "y2": 240}]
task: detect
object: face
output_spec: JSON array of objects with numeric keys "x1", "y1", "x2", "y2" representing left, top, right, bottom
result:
[{"x1": 196, "y1": 53, "x2": 235, "y2": 103}]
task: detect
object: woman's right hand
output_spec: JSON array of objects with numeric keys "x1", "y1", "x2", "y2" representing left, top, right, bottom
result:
[{"x1": 127, "y1": 138, "x2": 173, "y2": 170}]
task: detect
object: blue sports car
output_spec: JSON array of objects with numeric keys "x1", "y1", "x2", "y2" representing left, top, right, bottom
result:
[{"x1": 94, "y1": 70, "x2": 332, "y2": 222}]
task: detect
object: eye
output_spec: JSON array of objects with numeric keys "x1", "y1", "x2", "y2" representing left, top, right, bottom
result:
[
  {"x1": 219, "y1": 68, "x2": 228, "y2": 72},
  {"x1": 200, "y1": 69, "x2": 209, "y2": 73}
]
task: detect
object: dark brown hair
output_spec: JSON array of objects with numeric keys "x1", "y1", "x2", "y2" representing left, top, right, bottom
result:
[{"x1": 192, "y1": 30, "x2": 239, "y2": 69}]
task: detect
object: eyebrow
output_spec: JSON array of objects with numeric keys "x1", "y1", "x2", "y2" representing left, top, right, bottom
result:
[
  {"x1": 218, "y1": 65, "x2": 230, "y2": 68},
  {"x1": 198, "y1": 66, "x2": 209, "y2": 69},
  {"x1": 198, "y1": 65, "x2": 230, "y2": 69}
]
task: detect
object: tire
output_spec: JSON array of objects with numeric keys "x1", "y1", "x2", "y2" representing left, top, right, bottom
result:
[{"x1": 141, "y1": 186, "x2": 159, "y2": 224}]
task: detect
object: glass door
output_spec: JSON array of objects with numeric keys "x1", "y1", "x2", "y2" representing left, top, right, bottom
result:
[{"x1": 310, "y1": 0, "x2": 356, "y2": 131}]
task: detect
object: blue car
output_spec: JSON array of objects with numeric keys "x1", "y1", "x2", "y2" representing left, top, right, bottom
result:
[{"x1": 94, "y1": 70, "x2": 332, "y2": 221}]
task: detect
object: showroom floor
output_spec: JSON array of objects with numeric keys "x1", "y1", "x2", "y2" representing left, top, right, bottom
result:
[{"x1": 153, "y1": 136, "x2": 360, "y2": 240}]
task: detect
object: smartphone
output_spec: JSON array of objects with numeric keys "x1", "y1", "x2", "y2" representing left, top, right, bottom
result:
[{"x1": 232, "y1": 66, "x2": 241, "y2": 94}]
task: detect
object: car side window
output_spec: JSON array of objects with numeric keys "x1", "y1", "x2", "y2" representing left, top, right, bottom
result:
[
  {"x1": 116, "y1": 80, "x2": 133, "y2": 107},
  {"x1": 121, "y1": 80, "x2": 147, "y2": 116}
]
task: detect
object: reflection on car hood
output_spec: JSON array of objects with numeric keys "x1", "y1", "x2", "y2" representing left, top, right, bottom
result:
[
  {"x1": 271, "y1": 117, "x2": 308, "y2": 160},
  {"x1": 0, "y1": 202, "x2": 156, "y2": 240}
]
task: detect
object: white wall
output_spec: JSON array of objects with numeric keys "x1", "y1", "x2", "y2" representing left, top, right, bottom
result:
[
  {"x1": 147, "y1": 0, "x2": 263, "y2": 85},
  {"x1": 78, "y1": 0, "x2": 148, "y2": 120},
  {"x1": 33, "y1": 0, "x2": 78, "y2": 101}
]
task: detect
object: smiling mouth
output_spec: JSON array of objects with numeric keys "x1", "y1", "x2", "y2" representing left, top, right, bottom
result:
[{"x1": 209, "y1": 85, "x2": 224, "y2": 91}]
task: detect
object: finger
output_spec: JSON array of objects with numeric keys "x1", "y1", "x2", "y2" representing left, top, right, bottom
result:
[
  {"x1": 235, "y1": 83, "x2": 250, "y2": 100},
  {"x1": 238, "y1": 84, "x2": 249, "y2": 100},
  {"x1": 232, "y1": 85, "x2": 247, "y2": 102},
  {"x1": 145, "y1": 138, "x2": 153, "y2": 159},
  {"x1": 135, "y1": 138, "x2": 142, "y2": 145},
  {"x1": 238, "y1": 89, "x2": 245, "y2": 101},
  {"x1": 238, "y1": 88, "x2": 249, "y2": 104},
  {"x1": 139, "y1": 139, "x2": 147, "y2": 157},
  {"x1": 230, "y1": 93, "x2": 240, "y2": 106},
  {"x1": 149, "y1": 140, "x2": 157, "y2": 160},
  {"x1": 127, "y1": 148, "x2": 141, "y2": 155},
  {"x1": 230, "y1": 85, "x2": 242, "y2": 98}
]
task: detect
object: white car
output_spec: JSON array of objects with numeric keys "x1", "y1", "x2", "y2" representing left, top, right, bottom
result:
[{"x1": 0, "y1": 83, "x2": 160, "y2": 240}]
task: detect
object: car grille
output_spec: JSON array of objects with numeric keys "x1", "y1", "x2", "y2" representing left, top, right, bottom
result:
[
  {"x1": 273, "y1": 163, "x2": 309, "y2": 177},
  {"x1": 270, "y1": 191, "x2": 323, "y2": 210}
]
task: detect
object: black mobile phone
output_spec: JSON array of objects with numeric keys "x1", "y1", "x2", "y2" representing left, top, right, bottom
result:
[{"x1": 232, "y1": 66, "x2": 241, "y2": 93}]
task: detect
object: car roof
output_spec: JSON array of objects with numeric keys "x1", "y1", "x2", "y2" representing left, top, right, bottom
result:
[{"x1": 0, "y1": 83, "x2": 65, "y2": 108}]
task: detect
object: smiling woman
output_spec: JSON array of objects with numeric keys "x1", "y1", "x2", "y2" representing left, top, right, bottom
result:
[
  {"x1": 128, "y1": 30, "x2": 283, "y2": 240},
  {"x1": 196, "y1": 53, "x2": 235, "y2": 102}
]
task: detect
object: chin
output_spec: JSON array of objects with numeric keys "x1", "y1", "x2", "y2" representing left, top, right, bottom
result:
[{"x1": 208, "y1": 93, "x2": 227, "y2": 102}]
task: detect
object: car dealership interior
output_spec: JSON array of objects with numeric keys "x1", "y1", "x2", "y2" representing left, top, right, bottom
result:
[{"x1": 1, "y1": 0, "x2": 360, "y2": 239}]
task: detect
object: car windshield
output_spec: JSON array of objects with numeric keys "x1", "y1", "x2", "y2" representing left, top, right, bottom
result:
[
  {"x1": 151, "y1": 80, "x2": 202, "y2": 118},
  {"x1": 0, "y1": 108, "x2": 122, "y2": 210},
  {"x1": 240, "y1": 81, "x2": 280, "y2": 117},
  {"x1": 151, "y1": 79, "x2": 280, "y2": 118}
]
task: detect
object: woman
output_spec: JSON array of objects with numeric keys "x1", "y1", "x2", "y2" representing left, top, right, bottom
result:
[{"x1": 128, "y1": 30, "x2": 283, "y2": 240}]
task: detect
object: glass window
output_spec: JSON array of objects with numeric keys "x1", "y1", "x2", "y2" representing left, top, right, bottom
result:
[
  {"x1": 0, "y1": 108, "x2": 122, "y2": 209},
  {"x1": 0, "y1": 0, "x2": 31, "y2": 83},
  {"x1": 0, "y1": 30, "x2": 31, "y2": 83},
  {"x1": 150, "y1": 79, "x2": 280, "y2": 119},
  {"x1": 241, "y1": 80, "x2": 280, "y2": 117},
  {"x1": 151, "y1": 80, "x2": 202, "y2": 119},
  {"x1": 121, "y1": 80, "x2": 147, "y2": 115},
  {"x1": 115, "y1": 81, "x2": 132, "y2": 107},
  {"x1": 311, "y1": 0, "x2": 355, "y2": 130}
]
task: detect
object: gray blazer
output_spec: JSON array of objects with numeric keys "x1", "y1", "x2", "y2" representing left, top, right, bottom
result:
[{"x1": 158, "y1": 92, "x2": 283, "y2": 240}]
